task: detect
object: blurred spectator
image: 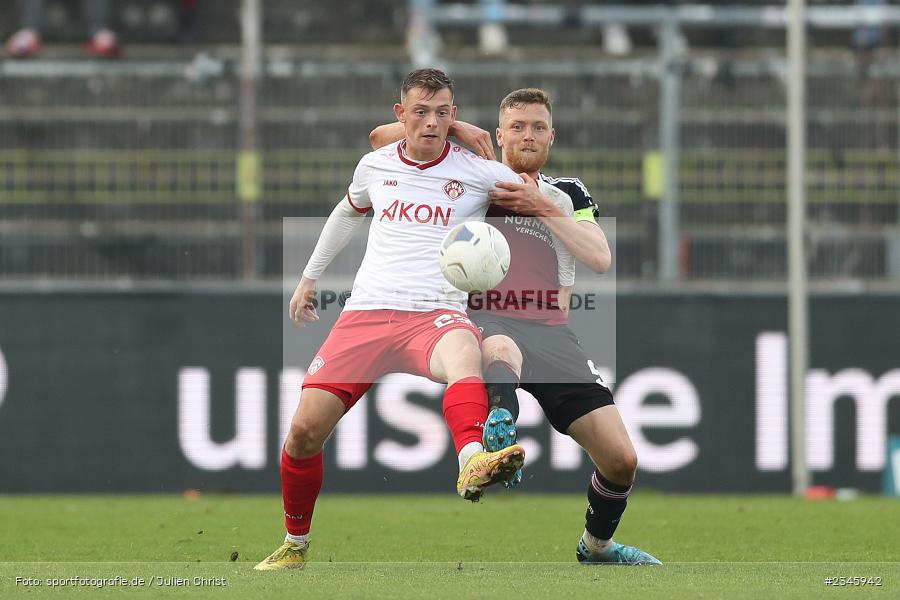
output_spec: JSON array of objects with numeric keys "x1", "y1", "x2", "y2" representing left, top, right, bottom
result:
[
  {"x1": 852, "y1": 0, "x2": 890, "y2": 146},
  {"x1": 406, "y1": 0, "x2": 509, "y2": 65},
  {"x1": 852, "y1": 0, "x2": 884, "y2": 53},
  {"x1": 406, "y1": 0, "x2": 441, "y2": 67},
  {"x1": 6, "y1": 0, "x2": 121, "y2": 59},
  {"x1": 594, "y1": 0, "x2": 632, "y2": 57},
  {"x1": 599, "y1": 0, "x2": 675, "y2": 57},
  {"x1": 175, "y1": 0, "x2": 200, "y2": 44},
  {"x1": 476, "y1": 0, "x2": 508, "y2": 56},
  {"x1": 602, "y1": 21, "x2": 631, "y2": 57}
]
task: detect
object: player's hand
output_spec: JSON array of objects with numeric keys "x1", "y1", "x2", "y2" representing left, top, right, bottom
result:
[
  {"x1": 449, "y1": 121, "x2": 496, "y2": 161},
  {"x1": 489, "y1": 173, "x2": 553, "y2": 216},
  {"x1": 289, "y1": 276, "x2": 319, "y2": 326}
]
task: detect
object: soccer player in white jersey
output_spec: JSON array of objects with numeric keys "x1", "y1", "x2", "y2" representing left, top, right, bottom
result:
[
  {"x1": 254, "y1": 69, "x2": 555, "y2": 571},
  {"x1": 369, "y1": 88, "x2": 661, "y2": 565}
]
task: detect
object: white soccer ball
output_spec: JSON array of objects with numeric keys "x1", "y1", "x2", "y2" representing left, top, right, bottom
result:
[{"x1": 439, "y1": 221, "x2": 511, "y2": 293}]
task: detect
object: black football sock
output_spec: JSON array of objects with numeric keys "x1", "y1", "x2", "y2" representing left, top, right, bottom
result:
[
  {"x1": 484, "y1": 360, "x2": 520, "y2": 421},
  {"x1": 585, "y1": 469, "x2": 632, "y2": 542}
]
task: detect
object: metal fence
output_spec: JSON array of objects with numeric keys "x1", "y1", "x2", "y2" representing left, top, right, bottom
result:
[{"x1": 1, "y1": 3, "x2": 899, "y2": 284}]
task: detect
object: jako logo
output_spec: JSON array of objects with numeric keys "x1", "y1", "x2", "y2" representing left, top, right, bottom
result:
[
  {"x1": 0, "y1": 345, "x2": 7, "y2": 412},
  {"x1": 383, "y1": 180, "x2": 398, "y2": 186},
  {"x1": 379, "y1": 200, "x2": 451, "y2": 226}
]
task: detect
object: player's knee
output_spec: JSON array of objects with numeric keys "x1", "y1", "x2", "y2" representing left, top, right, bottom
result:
[
  {"x1": 619, "y1": 449, "x2": 639, "y2": 481},
  {"x1": 450, "y1": 341, "x2": 483, "y2": 375},
  {"x1": 286, "y1": 419, "x2": 325, "y2": 458},
  {"x1": 604, "y1": 447, "x2": 638, "y2": 484},
  {"x1": 624, "y1": 449, "x2": 638, "y2": 477},
  {"x1": 463, "y1": 340, "x2": 483, "y2": 363},
  {"x1": 485, "y1": 345, "x2": 517, "y2": 367},
  {"x1": 482, "y1": 337, "x2": 520, "y2": 368}
]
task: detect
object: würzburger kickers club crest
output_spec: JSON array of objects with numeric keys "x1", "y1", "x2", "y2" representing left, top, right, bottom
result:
[{"x1": 443, "y1": 180, "x2": 465, "y2": 200}]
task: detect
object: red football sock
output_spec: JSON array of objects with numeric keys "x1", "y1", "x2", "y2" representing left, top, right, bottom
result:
[
  {"x1": 442, "y1": 376, "x2": 488, "y2": 453},
  {"x1": 281, "y1": 448, "x2": 323, "y2": 536}
]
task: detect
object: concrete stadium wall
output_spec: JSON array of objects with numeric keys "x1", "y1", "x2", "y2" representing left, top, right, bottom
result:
[{"x1": 0, "y1": 289, "x2": 898, "y2": 493}]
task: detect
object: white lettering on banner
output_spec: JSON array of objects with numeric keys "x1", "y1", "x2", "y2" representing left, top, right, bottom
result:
[
  {"x1": 754, "y1": 331, "x2": 900, "y2": 472},
  {"x1": 893, "y1": 446, "x2": 900, "y2": 493},
  {"x1": 178, "y1": 367, "x2": 266, "y2": 471},
  {"x1": 278, "y1": 368, "x2": 369, "y2": 470},
  {"x1": 176, "y1": 367, "x2": 692, "y2": 474},
  {"x1": 553, "y1": 365, "x2": 612, "y2": 470},
  {"x1": 174, "y1": 341, "x2": 900, "y2": 476},
  {"x1": 0, "y1": 345, "x2": 7, "y2": 411},
  {"x1": 615, "y1": 368, "x2": 700, "y2": 473},
  {"x1": 513, "y1": 390, "x2": 545, "y2": 464},
  {"x1": 550, "y1": 428, "x2": 583, "y2": 470},
  {"x1": 806, "y1": 368, "x2": 900, "y2": 471},
  {"x1": 373, "y1": 374, "x2": 448, "y2": 471},
  {"x1": 336, "y1": 394, "x2": 368, "y2": 470},
  {"x1": 755, "y1": 332, "x2": 788, "y2": 471},
  {"x1": 279, "y1": 368, "x2": 304, "y2": 458}
]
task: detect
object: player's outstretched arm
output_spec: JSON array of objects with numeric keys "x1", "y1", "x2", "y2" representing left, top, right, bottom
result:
[
  {"x1": 302, "y1": 197, "x2": 367, "y2": 279},
  {"x1": 291, "y1": 198, "x2": 367, "y2": 325},
  {"x1": 549, "y1": 220, "x2": 611, "y2": 274},
  {"x1": 447, "y1": 121, "x2": 495, "y2": 160},
  {"x1": 369, "y1": 122, "x2": 405, "y2": 150},
  {"x1": 369, "y1": 120, "x2": 495, "y2": 160},
  {"x1": 539, "y1": 217, "x2": 610, "y2": 274}
]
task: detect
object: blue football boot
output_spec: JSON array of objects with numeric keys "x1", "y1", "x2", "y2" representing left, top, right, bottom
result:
[
  {"x1": 482, "y1": 407, "x2": 523, "y2": 487},
  {"x1": 576, "y1": 538, "x2": 662, "y2": 565}
]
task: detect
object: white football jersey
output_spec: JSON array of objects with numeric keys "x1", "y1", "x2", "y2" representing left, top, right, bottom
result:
[{"x1": 343, "y1": 140, "x2": 523, "y2": 312}]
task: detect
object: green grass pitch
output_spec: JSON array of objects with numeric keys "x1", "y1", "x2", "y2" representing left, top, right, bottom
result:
[{"x1": 0, "y1": 493, "x2": 897, "y2": 599}]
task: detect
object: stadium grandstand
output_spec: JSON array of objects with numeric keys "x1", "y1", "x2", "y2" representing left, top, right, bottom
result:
[{"x1": 1, "y1": 0, "x2": 898, "y2": 282}]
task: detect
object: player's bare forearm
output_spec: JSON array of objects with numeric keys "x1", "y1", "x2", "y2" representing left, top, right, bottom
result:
[
  {"x1": 369, "y1": 120, "x2": 495, "y2": 160},
  {"x1": 448, "y1": 121, "x2": 495, "y2": 160},
  {"x1": 489, "y1": 174, "x2": 559, "y2": 217},
  {"x1": 542, "y1": 219, "x2": 611, "y2": 274},
  {"x1": 490, "y1": 175, "x2": 610, "y2": 272},
  {"x1": 369, "y1": 122, "x2": 405, "y2": 149}
]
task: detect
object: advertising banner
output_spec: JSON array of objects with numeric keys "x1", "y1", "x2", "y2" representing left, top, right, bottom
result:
[{"x1": 0, "y1": 290, "x2": 898, "y2": 493}]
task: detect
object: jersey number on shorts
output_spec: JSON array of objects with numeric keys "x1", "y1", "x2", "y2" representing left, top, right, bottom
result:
[
  {"x1": 587, "y1": 359, "x2": 608, "y2": 385},
  {"x1": 433, "y1": 314, "x2": 474, "y2": 329}
]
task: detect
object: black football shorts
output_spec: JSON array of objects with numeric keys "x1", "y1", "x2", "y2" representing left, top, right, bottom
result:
[{"x1": 470, "y1": 312, "x2": 614, "y2": 433}]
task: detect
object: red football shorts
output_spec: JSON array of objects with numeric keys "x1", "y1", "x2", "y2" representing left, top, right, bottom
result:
[{"x1": 301, "y1": 309, "x2": 481, "y2": 410}]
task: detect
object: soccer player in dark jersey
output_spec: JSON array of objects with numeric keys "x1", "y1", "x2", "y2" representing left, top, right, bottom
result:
[{"x1": 370, "y1": 88, "x2": 661, "y2": 565}]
